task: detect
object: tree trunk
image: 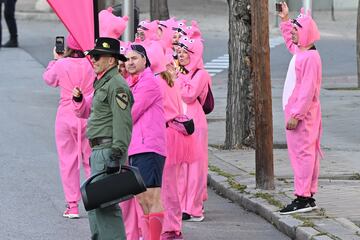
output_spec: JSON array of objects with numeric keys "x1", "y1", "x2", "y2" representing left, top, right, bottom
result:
[
  {"x1": 225, "y1": 0, "x2": 255, "y2": 149},
  {"x1": 251, "y1": 0, "x2": 274, "y2": 190},
  {"x1": 357, "y1": 0, "x2": 360, "y2": 87},
  {"x1": 150, "y1": 0, "x2": 170, "y2": 21}
]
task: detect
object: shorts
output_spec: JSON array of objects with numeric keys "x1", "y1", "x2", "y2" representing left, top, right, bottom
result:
[{"x1": 129, "y1": 152, "x2": 165, "y2": 188}]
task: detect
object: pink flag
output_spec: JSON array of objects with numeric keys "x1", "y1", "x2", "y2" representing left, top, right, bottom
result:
[{"x1": 46, "y1": 0, "x2": 95, "y2": 51}]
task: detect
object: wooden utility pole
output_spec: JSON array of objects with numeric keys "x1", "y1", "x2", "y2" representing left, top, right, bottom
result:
[
  {"x1": 250, "y1": 0, "x2": 274, "y2": 190},
  {"x1": 357, "y1": 0, "x2": 360, "y2": 87}
]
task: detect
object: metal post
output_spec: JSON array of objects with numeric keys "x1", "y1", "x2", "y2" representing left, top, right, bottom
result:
[
  {"x1": 303, "y1": 0, "x2": 312, "y2": 12},
  {"x1": 93, "y1": 0, "x2": 99, "y2": 41},
  {"x1": 123, "y1": 0, "x2": 134, "y2": 42}
]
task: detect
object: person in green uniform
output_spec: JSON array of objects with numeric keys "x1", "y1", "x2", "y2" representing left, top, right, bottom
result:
[{"x1": 73, "y1": 37, "x2": 133, "y2": 240}]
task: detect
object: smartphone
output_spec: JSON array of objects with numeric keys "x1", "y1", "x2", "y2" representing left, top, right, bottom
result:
[
  {"x1": 275, "y1": 3, "x2": 282, "y2": 12},
  {"x1": 55, "y1": 36, "x2": 65, "y2": 54}
]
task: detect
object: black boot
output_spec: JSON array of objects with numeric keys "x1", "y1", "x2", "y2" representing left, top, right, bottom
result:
[{"x1": 2, "y1": 37, "x2": 18, "y2": 48}]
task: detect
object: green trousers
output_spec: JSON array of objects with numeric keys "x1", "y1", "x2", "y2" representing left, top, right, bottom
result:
[{"x1": 88, "y1": 148, "x2": 126, "y2": 240}]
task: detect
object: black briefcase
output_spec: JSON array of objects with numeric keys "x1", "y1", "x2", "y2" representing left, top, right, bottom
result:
[{"x1": 81, "y1": 165, "x2": 146, "y2": 211}]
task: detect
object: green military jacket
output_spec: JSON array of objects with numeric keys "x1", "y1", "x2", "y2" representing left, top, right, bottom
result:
[{"x1": 87, "y1": 66, "x2": 134, "y2": 157}]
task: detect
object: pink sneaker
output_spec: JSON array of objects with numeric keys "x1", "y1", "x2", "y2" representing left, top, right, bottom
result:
[
  {"x1": 161, "y1": 231, "x2": 184, "y2": 240},
  {"x1": 63, "y1": 203, "x2": 79, "y2": 219}
]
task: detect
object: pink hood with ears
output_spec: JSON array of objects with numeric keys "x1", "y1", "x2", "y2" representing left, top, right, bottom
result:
[
  {"x1": 158, "y1": 17, "x2": 178, "y2": 50},
  {"x1": 138, "y1": 20, "x2": 160, "y2": 41},
  {"x1": 119, "y1": 40, "x2": 130, "y2": 55},
  {"x1": 184, "y1": 21, "x2": 202, "y2": 39},
  {"x1": 140, "y1": 40, "x2": 167, "y2": 74},
  {"x1": 66, "y1": 34, "x2": 82, "y2": 50},
  {"x1": 99, "y1": 7, "x2": 128, "y2": 39},
  {"x1": 178, "y1": 36, "x2": 204, "y2": 71},
  {"x1": 173, "y1": 19, "x2": 187, "y2": 36},
  {"x1": 295, "y1": 8, "x2": 320, "y2": 47}
]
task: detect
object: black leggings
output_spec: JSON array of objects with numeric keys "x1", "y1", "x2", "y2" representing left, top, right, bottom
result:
[{"x1": 0, "y1": 0, "x2": 18, "y2": 44}]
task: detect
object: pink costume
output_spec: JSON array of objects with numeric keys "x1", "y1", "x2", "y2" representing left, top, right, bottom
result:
[
  {"x1": 126, "y1": 66, "x2": 166, "y2": 240},
  {"x1": 158, "y1": 17, "x2": 178, "y2": 57},
  {"x1": 138, "y1": 19, "x2": 161, "y2": 42},
  {"x1": 127, "y1": 67, "x2": 166, "y2": 157},
  {"x1": 43, "y1": 35, "x2": 95, "y2": 207},
  {"x1": 150, "y1": 50, "x2": 194, "y2": 235},
  {"x1": 136, "y1": 20, "x2": 166, "y2": 76},
  {"x1": 177, "y1": 36, "x2": 211, "y2": 218},
  {"x1": 280, "y1": 9, "x2": 323, "y2": 197},
  {"x1": 160, "y1": 78, "x2": 195, "y2": 234},
  {"x1": 99, "y1": 7, "x2": 128, "y2": 39}
]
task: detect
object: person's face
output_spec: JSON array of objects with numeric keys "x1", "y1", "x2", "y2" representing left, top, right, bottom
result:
[
  {"x1": 91, "y1": 55, "x2": 115, "y2": 74},
  {"x1": 125, "y1": 50, "x2": 147, "y2": 75},
  {"x1": 291, "y1": 26, "x2": 299, "y2": 44},
  {"x1": 177, "y1": 48, "x2": 190, "y2": 66},
  {"x1": 172, "y1": 32, "x2": 181, "y2": 51},
  {"x1": 118, "y1": 60, "x2": 128, "y2": 78},
  {"x1": 135, "y1": 29, "x2": 145, "y2": 41}
]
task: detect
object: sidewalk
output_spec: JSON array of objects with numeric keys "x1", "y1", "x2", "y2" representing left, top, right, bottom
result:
[
  {"x1": 11, "y1": 1, "x2": 360, "y2": 240},
  {"x1": 206, "y1": 10, "x2": 360, "y2": 240}
]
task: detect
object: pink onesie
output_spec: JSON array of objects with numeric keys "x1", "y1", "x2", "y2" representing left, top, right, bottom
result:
[
  {"x1": 43, "y1": 56, "x2": 95, "y2": 205},
  {"x1": 177, "y1": 36, "x2": 211, "y2": 217},
  {"x1": 280, "y1": 9, "x2": 323, "y2": 197}
]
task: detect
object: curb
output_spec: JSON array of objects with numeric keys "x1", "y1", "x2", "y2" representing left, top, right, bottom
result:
[{"x1": 207, "y1": 150, "x2": 360, "y2": 240}]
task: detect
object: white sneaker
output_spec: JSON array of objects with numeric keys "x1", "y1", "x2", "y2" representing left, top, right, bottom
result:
[{"x1": 184, "y1": 215, "x2": 205, "y2": 222}]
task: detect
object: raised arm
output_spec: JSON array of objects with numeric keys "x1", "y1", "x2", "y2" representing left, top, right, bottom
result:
[{"x1": 180, "y1": 69, "x2": 209, "y2": 104}]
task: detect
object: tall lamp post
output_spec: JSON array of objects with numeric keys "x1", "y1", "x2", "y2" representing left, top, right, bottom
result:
[
  {"x1": 303, "y1": 0, "x2": 312, "y2": 12},
  {"x1": 123, "y1": 0, "x2": 135, "y2": 42}
]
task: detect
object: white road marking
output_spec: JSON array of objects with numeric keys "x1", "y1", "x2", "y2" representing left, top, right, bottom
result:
[{"x1": 205, "y1": 36, "x2": 284, "y2": 77}]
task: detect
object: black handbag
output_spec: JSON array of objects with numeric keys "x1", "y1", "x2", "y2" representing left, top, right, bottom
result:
[
  {"x1": 81, "y1": 165, "x2": 146, "y2": 211},
  {"x1": 167, "y1": 115, "x2": 195, "y2": 135}
]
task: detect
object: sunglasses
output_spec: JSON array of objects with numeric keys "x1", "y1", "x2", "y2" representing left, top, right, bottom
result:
[{"x1": 90, "y1": 55, "x2": 101, "y2": 61}]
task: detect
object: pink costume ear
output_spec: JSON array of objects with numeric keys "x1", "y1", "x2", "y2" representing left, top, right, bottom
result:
[
  {"x1": 306, "y1": 9, "x2": 312, "y2": 16},
  {"x1": 191, "y1": 20, "x2": 199, "y2": 28},
  {"x1": 300, "y1": 7, "x2": 305, "y2": 14},
  {"x1": 123, "y1": 15, "x2": 129, "y2": 21},
  {"x1": 107, "y1": 7, "x2": 113, "y2": 12}
]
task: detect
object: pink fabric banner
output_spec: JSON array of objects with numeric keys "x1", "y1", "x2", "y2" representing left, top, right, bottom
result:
[{"x1": 46, "y1": 0, "x2": 95, "y2": 51}]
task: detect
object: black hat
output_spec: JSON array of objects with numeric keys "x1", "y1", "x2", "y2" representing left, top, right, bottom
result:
[
  {"x1": 129, "y1": 44, "x2": 151, "y2": 68},
  {"x1": 85, "y1": 37, "x2": 127, "y2": 62}
]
